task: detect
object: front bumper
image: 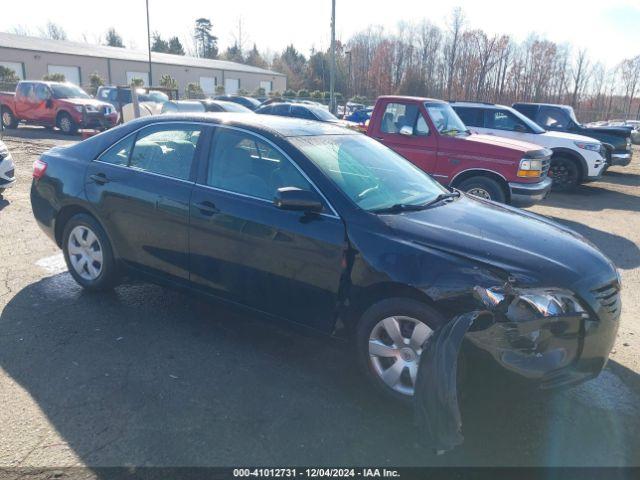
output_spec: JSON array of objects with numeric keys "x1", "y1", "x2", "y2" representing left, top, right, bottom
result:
[
  {"x1": 0, "y1": 157, "x2": 16, "y2": 190},
  {"x1": 509, "y1": 176, "x2": 553, "y2": 207},
  {"x1": 610, "y1": 152, "x2": 632, "y2": 167}
]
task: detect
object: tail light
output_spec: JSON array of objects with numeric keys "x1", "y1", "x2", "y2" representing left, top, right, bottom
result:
[{"x1": 33, "y1": 158, "x2": 47, "y2": 179}]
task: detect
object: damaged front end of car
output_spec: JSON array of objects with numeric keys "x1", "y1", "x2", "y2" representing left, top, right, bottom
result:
[{"x1": 415, "y1": 277, "x2": 621, "y2": 454}]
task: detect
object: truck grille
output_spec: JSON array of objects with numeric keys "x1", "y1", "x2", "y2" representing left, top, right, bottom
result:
[
  {"x1": 541, "y1": 158, "x2": 551, "y2": 177},
  {"x1": 591, "y1": 282, "x2": 621, "y2": 319}
]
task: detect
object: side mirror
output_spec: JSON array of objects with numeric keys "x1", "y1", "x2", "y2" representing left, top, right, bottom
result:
[
  {"x1": 274, "y1": 187, "x2": 323, "y2": 213},
  {"x1": 399, "y1": 125, "x2": 413, "y2": 136},
  {"x1": 45, "y1": 98, "x2": 53, "y2": 109}
]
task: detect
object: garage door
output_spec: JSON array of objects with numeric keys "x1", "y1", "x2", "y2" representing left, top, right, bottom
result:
[
  {"x1": 48, "y1": 65, "x2": 80, "y2": 84},
  {"x1": 126, "y1": 71, "x2": 150, "y2": 86},
  {"x1": 200, "y1": 77, "x2": 217, "y2": 95},
  {"x1": 0, "y1": 61, "x2": 24, "y2": 79},
  {"x1": 224, "y1": 78, "x2": 239, "y2": 95}
]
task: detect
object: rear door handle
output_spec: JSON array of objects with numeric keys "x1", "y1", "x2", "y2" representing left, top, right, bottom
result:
[
  {"x1": 194, "y1": 201, "x2": 219, "y2": 216},
  {"x1": 89, "y1": 173, "x2": 110, "y2": 185}
]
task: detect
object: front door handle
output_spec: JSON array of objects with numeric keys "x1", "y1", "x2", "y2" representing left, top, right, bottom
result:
[
  {"x1": 373, "y1": 136, "x2": 384, "y2": 140},
  {"x1": 89, "y1": 173, "x2": 110, "y2": 185},
  {"x1": 194, "y1": 201, "x2": 219, "y2": 216}
]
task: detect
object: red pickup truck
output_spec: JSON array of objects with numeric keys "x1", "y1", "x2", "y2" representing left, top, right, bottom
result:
[
  {"x1": 366, "y1": 96, "x2": 553, "y2": 206},
  {"x1": 1, "y1": 81, "x2": 118, "y2": 135}
]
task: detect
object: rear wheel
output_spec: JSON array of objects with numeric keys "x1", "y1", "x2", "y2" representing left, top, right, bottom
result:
[
  {"x1": 549, "y1": 156, "x2": 579, "y2": 191},
  {"x1": 1, "y1": 107, "x2": 18, "y2": 129},
  {"x1": 57, "y1": 112, "x2": 78, "y2": 135},
  {"x1": 62, "y1": 214, "x2": 118, "y2": 290},
  {"x1": 457, "y1": 176, "x2": 506, "y2": 203},
  {"x1": 356, "y1": 298, "x2": 444, "y2": 403}
]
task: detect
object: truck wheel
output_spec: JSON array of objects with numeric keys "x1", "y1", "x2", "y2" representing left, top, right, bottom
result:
[
  {"x1": 57, "y1": 112, "x2": 78, "y2": 135},
  {"x1": 457, "y1": 176, "x2": 506, "y2": 203},
  {"x1": 549, "y1": 157, "x2": 579, "y2": 191},
  {"x1": 1, "y1": 107, "x2": 18, "y2": 129},
  {"x1": 356, "y1": 297, "x2": 444, "y2": 403}
]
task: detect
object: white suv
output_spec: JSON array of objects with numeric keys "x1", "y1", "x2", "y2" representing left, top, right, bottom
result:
[
  {"x1": 0, "y1": 139, "x2": 16, "y2": 198},
  {"x1": 451, "y1": 102, "x2": 606, "y2": 190}
]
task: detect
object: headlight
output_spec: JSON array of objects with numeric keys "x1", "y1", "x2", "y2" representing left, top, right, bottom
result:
[
  {"x1": 85, "y1": 105, "x2": 98, "y2": 112},
  {"x1": 574, "y1": 141, "x2": 601, "y2": 152},
  {"x1": 517, "y1": 158, "x2": 542, "y2": 178},
  {"x1": 474, "y1": 286, "x2": 587, "y2": 319},
  {"x1": 73, "y1": 106, "x2": 84, "y2": 113}
]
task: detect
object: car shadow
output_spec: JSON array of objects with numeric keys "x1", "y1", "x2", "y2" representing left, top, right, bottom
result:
[
  {"x1": 543, "y1": 215, "x2": 640, "y2": 270},
  {"x1": 539, "y1": 184, "x2": 640, "y2": 213},
  {"x1": 1, "y1": 273, "x2": 639, "y2": 467},
  {"x1": 600, "y1": 170, "x2": 640, "y2": 188},
  {"x1": 0, "y1": 196, "x2": 8, "y2": 212},
  {"x1": 1, "y1": 126, "x2": 81, "y2": 142}
]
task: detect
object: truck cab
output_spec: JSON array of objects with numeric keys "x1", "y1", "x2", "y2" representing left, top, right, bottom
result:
[{"x1": 366, "y1": 96, "x2": 553, "y2": 206}]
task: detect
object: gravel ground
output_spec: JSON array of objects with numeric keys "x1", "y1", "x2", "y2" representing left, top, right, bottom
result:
[{"x1": 0, "y1": 127, "x2": 639, "y2": 468}]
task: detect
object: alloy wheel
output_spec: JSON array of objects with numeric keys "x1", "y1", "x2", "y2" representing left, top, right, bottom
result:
[
  {"x1": 467, "y1": 187, "x2": 492, "y2": 200},
  {"x1": 59, "y1": 116, "x2": 72, "y2": 133},
  {"x1": 67, "y1": 225, "x2": 103, "y2": 281},
  {"x1": 2, "y1": 111, "x2": 12, "y2": 127},
  {"x1": 368, "y1": 316, "x2": 433, "y2": 396},
  {"x1": 549, "y1": 162, "x2": 576, "y2": 189}
]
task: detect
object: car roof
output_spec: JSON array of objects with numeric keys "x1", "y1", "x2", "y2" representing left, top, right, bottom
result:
[
  {"x1": 377, "y1": 95, "x2": 446, "y2": 104},
  {"x1": 450, "y1": 101, "x2": 509, "y2": 110},
  {"x1": 126, "y1": 112, "x2": 357, "y2": 137}
]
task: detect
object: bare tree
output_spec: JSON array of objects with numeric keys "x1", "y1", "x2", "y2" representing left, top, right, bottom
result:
[
  {"x1": 443, "y1": 7, "x2": 464, "y2": 100},
  {"x1": 40, "y1": 22, "x2": 67, "y2": 41},
  {"x1": 570, "y1": 49, "x2": 591, "y2": 107}
]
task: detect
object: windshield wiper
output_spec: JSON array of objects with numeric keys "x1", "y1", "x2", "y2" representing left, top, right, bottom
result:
[{"x1": 371, "y1": 191, "x2": 460, "y2": 214}]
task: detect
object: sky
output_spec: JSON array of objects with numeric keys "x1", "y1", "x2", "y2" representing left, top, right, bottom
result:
[{"x1": 2, "y1": 0, "x2": 639, "y2": 67}]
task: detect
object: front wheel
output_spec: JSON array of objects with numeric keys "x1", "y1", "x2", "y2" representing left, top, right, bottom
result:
[
  {"x1": 549, "y1": 156, "x2": 580, "y2": 191},
  {"x1": 57, "y1": 112, "x2": 78, "y2": 135},
  {"x1": 356, "y1": 298, "x2": 444, "y2": 403},
  {"x1": 62, "y1": 214, "x2": 119, "y2": 290},
  {"x1": 457, "y1": 176, "x2": 506, "y2": 203}
]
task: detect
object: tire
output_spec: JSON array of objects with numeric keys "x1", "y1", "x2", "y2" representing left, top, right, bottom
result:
[
  {"x1": 549, "y1": 156, "x2": 579, "y2": 191},
  {"x1": 356, "y1": 297, "x2": 445, "y2": 403},
  {"x1": 57, "y1": 112, "x2": 78, "y2": 135},
  {"x1": 62, "y1": 213, "x2": 119, "y2": 290},
  {"x1": 457, "y1": 176, "x2": 506, "y2": 203},
  {"x1": 1, "y1": 107, "x2": 18, "y2": 129}
]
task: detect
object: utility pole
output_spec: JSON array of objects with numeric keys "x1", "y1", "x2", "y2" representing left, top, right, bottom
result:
[
  {"x1": 146, "y1": 0, "x2": 153, "y2": 86},
  {"x1": 329, "y1": 0, "x2": 336, "y2": 114}
]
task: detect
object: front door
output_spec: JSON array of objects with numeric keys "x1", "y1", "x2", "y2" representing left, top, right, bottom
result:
[
  {"x1": 189, "y1": 126, "x2": 346, "y2": 332},
  {"x1": 370, "y1": 101, "x2": 438, "y2": 175},
  {"x1": 85, "y1": 122, "x2": 205, "y2": 282}
]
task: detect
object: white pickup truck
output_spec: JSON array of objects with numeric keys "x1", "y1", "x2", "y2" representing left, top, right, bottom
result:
[{"x1": 451, "y1": 102, "x2": 607, "y2": 190}]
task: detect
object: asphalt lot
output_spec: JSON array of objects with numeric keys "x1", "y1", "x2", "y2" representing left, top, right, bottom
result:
[{"x1": 0, "y1": 127, "x2": 639, "y2": 468}]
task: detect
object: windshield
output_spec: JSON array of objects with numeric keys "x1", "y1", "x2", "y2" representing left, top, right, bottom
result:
[
  {"x1": 507, "y1": 107, "x2": 546, "y2": 134},
  {"x1": 51, "y1": 84, "x2": 90, "y2": 99},
  {"x1": 310, "y1": 107, "x2": 339, "y2": 122},
  {"x1": 290, "y1": 134, "x2": 447, "y2": 212},
  {"x1": 425, "y1": 102, "x2": 468, "y2": 135}
]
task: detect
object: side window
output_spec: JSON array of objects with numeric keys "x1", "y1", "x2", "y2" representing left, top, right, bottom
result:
[
  {"x1": 538, "y1": 107, "x2": 568, "y2": 129},
  {"x1": 129, "y1": 125, "x2": 202, "y2": 180},
  {"x1": 16, "y1": 83, "x2": 32, "y2": 98},
  {"x1": 98, "y1": 135, "x2": 135, "y2": 166},
  {"x1": 454, "y1": 107, "x2": 482, "y2": 127},
  {"x1": 485, "y1": 110, "x2": 525, "y2": 131},
  {"x1": 35, "y1": 84, "x2": 50, "y2": 102},
  {"x1": 207, "y1": 128, "x2": 316, "y2": 203},
  {"x1": 272, "y1": 104, "x2": 290, "y2": 116},
  {"x1": 291, "y1": 106, "x2": 316, "y2": 120},
  {"x1": 381, "y1": 103, "x2": 421, "y2": 135}
]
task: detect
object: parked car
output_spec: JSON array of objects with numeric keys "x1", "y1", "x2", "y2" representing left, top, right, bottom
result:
[
  {"x1": 214, "y1": 95, "x2": 262, "y2": 111},
  {"x1": 366, "y1": 96, "x2": 552, "y2": 206},
  {"x1": 346, "y1": 106, "x2": 373, "y2": 124},
  {"x1": 30, "y1": 113, "x2": 620, "y2": 402},
  {"x1": 512, "y1": 103, "x2": 633, "y2": 168},
  {"x1": 256, "y1": 102, "x2": 357, "y2": 128},
  {"x1": 0, "y1": 81, "x2": 117, "y2": 134},
  {"x1": 0, "y1": 139, "x2": 15, "y2": 198},
  {"x1": 161, "y1": 99, "x2": 253, "y2": 114},
  {"x1": 451, "y1": 102, "x2": 607, "y2": 190},
  {"x1": 96, "y1": 86, "x2": 169, "y2": 116}
]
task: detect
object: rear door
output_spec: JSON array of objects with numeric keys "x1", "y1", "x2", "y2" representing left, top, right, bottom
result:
[
  {"x1": 189, "y1": 126, "x2": 346, "y2": 332},
  {"x1": 85, "y1": 121, "x2": 205, "y2": 283},
  {"x1": 369, "y1": 100, "x2": 438, "y2": 174}
]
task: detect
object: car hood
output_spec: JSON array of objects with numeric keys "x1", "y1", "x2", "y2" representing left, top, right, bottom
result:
[
  {"x1": 543, "y1": 130, "x2": 602, "y2": 143},
  {"x1": 58, "y1": 98, "x2": 111, "y2": 109},
  {"x1": 379, "y1": 195, "x2": 616, "y2": 289},
  {"x1": 466, "y1": 133, "x2": 548, "y2": 155},
  {"x1": 580, "y1": 125, "x2": 631, "y2": 138}
]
